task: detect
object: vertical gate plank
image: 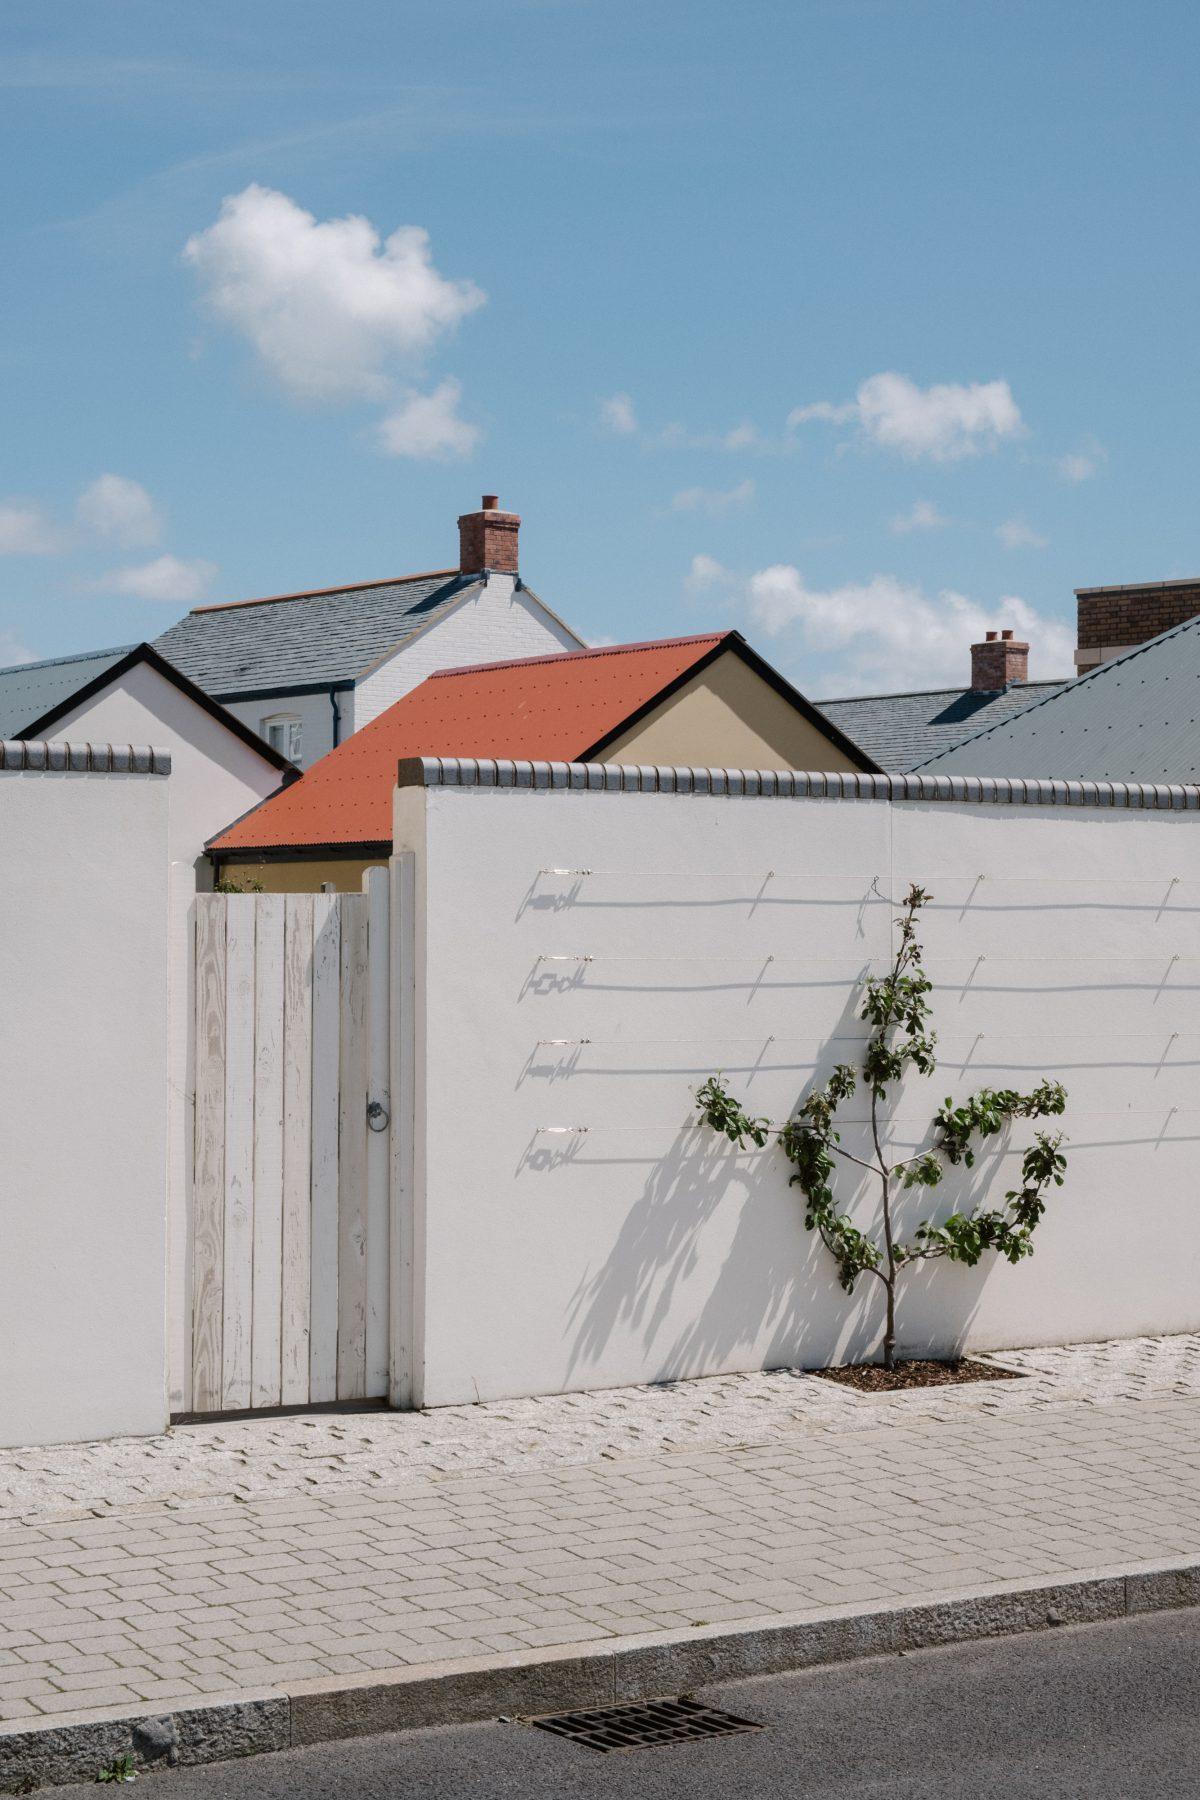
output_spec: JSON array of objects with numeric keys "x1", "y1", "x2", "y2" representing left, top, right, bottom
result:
[
  {"x1": 337, "y1": 893, "x2": 369, "y2": 1398},
  {"x1": 191, "y1": 897, "x2": 226, "y2": 1414},
  {"x1": 251, "y1": 895, "x2": 285, "y2": 1408},
  {"x1": 365, "y1": 867, "x2": 390, "y2": 1396},
  {"x1": 221, "y1": 897, "x2": 256, "y2": 1410},
  {"x1": 309, "y1": 893, "x2": 341, "y2": 1402},
  {"x1": 281, "y1": 895, "x2": 313, "y2": 1406}
]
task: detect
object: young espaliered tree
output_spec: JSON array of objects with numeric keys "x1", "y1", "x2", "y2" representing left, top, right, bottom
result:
[{"x1": 696, "y1": 884, "x2": 1067, "y2": 1371}]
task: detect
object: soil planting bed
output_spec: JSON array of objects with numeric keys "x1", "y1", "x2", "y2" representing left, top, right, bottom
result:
[{"x1": 817, "y1": 1357, "x2": 1024, "y2": 1394}]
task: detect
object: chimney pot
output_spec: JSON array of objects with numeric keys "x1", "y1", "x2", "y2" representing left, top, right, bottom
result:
[
  {"x1": 458, "y1": 495, "x2": 521, "y2": 574},
  {"x1": 971, "y1": 627, "x2": 1030, "y2": 691}
]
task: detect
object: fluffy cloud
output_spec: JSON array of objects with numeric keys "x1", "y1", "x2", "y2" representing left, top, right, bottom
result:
[
  {"x1": 889, "y1": 499, "x2": 947, "y2": 534},
  {"x1": 671, "y1": 478, "x2": 755, "y2": 515},
  {"x1": 184, "y1": 184, "x2": 484, "y2": 405},
  {"x1": 789, "y1": 372, "x2": 1023, "y2": 462},
  {"x1": 686, "y1": 552, "x2": 729, "y2": 592},
  {"x1": 376, "y1": 379, "x2": 480, "y2": 461},
  {"x1": 0, "y1": 501, "x2": 60, "y2": 554},
  {"x1": 95, "y1": 554, "x2": 217, "y2": 604},
  {"x1": 599, "y1": 393, "x2": 638, "y2": 435},
  {"x1": 1056, "y1": 440, "x2": 1106, "y2": 483},
  {"x1": 76, "y1": 474, "x2": 163, "y2": 547},
  {"x1": 694, "y1": 557, "x2": 1073, "y2": 693},
  {"x1": 996, "y1": 517, "x2": 1048, "y2": 550}
]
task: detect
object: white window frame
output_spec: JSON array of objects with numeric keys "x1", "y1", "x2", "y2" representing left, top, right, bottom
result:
[{"x1": 261, "y1": 713, "x2": 302, "y2": 762}]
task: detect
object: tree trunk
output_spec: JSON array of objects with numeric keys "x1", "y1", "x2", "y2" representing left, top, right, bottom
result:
[{"x1": 883, "y1": 1279, "x2": 896, "y2": 1371}]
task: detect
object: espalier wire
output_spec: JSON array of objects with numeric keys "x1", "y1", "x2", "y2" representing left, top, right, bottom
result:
[{"x1": 697, "y1": 883, "x2": 1067, "y2": 1371}]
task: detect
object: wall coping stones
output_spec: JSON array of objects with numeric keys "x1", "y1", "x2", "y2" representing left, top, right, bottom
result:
[
  {"x1": 396, "y1": 755, "x2": 1200, "y2": 811},
  {"x1": 0, "y1": 740, "x2": 172, "y2": 775}
]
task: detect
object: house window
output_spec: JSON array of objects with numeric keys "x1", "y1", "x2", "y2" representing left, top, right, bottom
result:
[{"x1": 262, "y1": 714, "x2": 302, "y2": 762}]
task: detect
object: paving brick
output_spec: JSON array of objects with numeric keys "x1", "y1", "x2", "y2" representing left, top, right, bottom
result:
[{"x1": 0, "y1": 1338, "x2": 1197, "y2": 1725}]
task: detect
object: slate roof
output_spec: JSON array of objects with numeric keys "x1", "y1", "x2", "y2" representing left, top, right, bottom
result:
[
  {"x1": 914, "y1": 614, "x2": 1200, "y2": 780},
  {"x1": 211, "y1": 630, "x2": 877, "y2": 855},
  {"x1": 153, "y1": 570, "x2": 480, "y2": 698},
  {"x1": 816, "y1": 680, "x2": 1068, "y2": 771},
  {"x1": 0, "y1": 646, "x2": 134, "y2": 740}
]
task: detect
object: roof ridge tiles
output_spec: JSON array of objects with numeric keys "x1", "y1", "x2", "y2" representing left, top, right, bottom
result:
[{"x1": 190, "y1": 568, "x2": 459, "y2": 615}]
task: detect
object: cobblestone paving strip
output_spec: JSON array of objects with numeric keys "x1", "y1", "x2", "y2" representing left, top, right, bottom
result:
[
  {"x1": 2, "y1": 1335, "x2": 1199, "y2": 1525},
  {"x1": 0, "y1": 1339, "x2": 1198, "y2": 1730}
]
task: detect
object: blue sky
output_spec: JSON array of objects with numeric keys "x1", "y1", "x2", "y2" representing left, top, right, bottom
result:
[{"x1": 2, "y1": 0, "x2": 1198, "y2": 696}]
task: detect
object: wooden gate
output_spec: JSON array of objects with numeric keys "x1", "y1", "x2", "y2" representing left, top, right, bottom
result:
[{"x1": 190, "y1": 870, "x2": 391, "y2": 1413}]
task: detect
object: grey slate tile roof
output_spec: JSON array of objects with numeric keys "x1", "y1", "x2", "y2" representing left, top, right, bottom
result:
[
  {"x1": 815, "y1": 680, "x2": 1068, "y2": 771},
  {"x1": 0, "y1": 646, "x2": 134, "y2": 740},
  {"x1": 153, "y1": 571, "x2": 479, "y2": 697},
  {"x1": 914, "y1": 613, "x2": 1200, "y2": 781}
]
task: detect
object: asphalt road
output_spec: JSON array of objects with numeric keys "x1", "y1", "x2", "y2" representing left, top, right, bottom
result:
[{"x1": 45, "y1": 1608, "x2": 1200, "y2": 1799}]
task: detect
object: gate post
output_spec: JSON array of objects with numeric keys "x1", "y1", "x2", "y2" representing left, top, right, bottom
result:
[{"x1": 389, "y1": 849, "x2": 418, "y2": 1407}]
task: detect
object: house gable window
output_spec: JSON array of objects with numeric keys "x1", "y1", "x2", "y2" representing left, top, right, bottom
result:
[{"x1": 261, "y1": 713, "x2": 302, "y2": 762}]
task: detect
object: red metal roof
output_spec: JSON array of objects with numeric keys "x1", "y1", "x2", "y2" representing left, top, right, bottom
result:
[{"x1": 210, "y1": 633, "x2": 732, "y2": 852}]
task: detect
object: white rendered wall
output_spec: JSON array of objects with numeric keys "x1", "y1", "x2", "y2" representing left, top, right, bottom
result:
[
  {"x1": 397, "y1": 780, "x2": 1200, "y2": 1406},
  {"x1": 0, "y1": 757, "x2": 169, "y2": 1445},
  {"x1": 355, "y1": 576, "x2": 582, "y2": 731},
  {"x1": 51, "y1": 664, "x2": 285, "y2": 1412}
]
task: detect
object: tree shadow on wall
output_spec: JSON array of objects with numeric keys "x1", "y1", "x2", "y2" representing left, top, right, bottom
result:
[{"x1": 564, "y1": 1117, "x2": 1006, "y2": 1386}]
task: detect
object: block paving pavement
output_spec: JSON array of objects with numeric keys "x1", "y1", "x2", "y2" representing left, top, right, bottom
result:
[{"x1": 2, "y1": 1336, "x2": 1200, "y2": 1732}]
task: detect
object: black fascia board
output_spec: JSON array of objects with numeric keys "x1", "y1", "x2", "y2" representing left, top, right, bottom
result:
[
  {"x1": 19, "y1": 643, "x2": 295, "y2": 772},
  {"x1": 576, "y1": 632, "x2": 883, "y2": 774}
]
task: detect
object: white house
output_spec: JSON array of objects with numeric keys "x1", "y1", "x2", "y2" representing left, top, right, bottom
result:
[
  {"x1": 0, "y1": 643, "x2": 293, "y2": 1414},
  {"x1": 152, "y1": 497, "x2": 584, "y2": 768}
]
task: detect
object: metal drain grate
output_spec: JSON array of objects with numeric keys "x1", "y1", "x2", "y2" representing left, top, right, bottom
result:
[{"x1": 528, "y1": 1695, "x2": 763, "y2": 1753}]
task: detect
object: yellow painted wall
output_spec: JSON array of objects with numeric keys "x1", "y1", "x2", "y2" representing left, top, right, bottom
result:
[
  {"x1": 599, "y1": 648, "x2": 861, "y2": 772},
  {"x1": 215, "y1": 857, "x2": 383, "y2": 894},
  {"x1": 218, "y1": 649, "x2": 861, "y2": 892}
]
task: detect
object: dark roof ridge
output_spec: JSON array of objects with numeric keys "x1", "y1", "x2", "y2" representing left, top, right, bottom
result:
[
  {"x1": 191, "y1": 568, "x2": 459, "y2": 615},
  {"x1": 427, "y1": 631, "x2": 732, "y2": 683},
  {"x1": 0, "y1": 643, "x2": 136, "y2": 679},
  {"x1": 817, "y1": 677, "x2": 1068, "y2": 705}
]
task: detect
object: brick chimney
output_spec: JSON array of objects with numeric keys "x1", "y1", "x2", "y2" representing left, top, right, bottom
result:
[
  {"x1": 458, "y1": 495, "x2": 520, "y2": 575},
  {"x1": 970, "y1": 628, "x2": 1029, "y2": 691}
]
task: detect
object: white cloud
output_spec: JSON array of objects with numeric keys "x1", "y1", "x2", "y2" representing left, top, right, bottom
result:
[
  {"x1": 671, "y1": 478, "x2": 755, "y2": 516},
  {"x1": 599, "y1": 392, "x2": 638, "y2": 435},
  {"x1": 376, "y1": 378, "x2": 480, "y2": 460},
  {"x1": 76, "y1": 474, "x2": 163, "y2": 547},
  {"x1": 737, "y1": 564, "x2": 1073, "y2": 693},
  {"x1": 183, "y1": 184, "x2": 485, "y2": 404},
  {"x1": 889, "y1": 499, "x2": 947, "y2": 535},
  {"x1": 95, "y1": 554, "x2": 217, "y2": 604},
  {"x1": 789, "y1": 372, "x2": 1023, "y2": 462},
  {"x1": 685, "y1": 552, "x2": 729, "y2": 593},
  {"x1": 0, "y1": 501, "x2": 60, "y2": 555},
  {"x1": 660, "y1": 420, "x2": 763, "y2": 452},
  {"x1": 0, "y1": 630, "x2": 37, "y2": 667},
  {"x1": 996, "y1": 516, "x2": 1048, "y2": 550},
  {"x1": 1056, "y1": 439, "x2": 1106, "y2": 483}
]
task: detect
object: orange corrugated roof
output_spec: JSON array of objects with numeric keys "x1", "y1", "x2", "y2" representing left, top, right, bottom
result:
[{"x1": 210, "y1": 633, "x2": 731, "y2": 852}]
